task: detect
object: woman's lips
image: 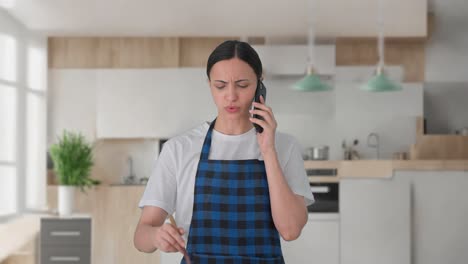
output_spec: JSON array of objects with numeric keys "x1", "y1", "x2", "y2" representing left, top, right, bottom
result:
[{"x1": 225, "y1": 106, "x2": 240, "y2": 113}]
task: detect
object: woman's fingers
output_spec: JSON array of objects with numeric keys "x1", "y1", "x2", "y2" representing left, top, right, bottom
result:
[
  {"x1": 166, "y1": 224, "x2": 186, "y2": 249},
  {"x1": 154, "y1": 224, "x2": 186, "y2": 253},
  {"x1": 249, "y1": 108, "x2": 273, "y2": 124},
  {"x1": 249, "y1": 115, "x2": 268, "y2": 129},
  {"x1": 162, "y1": 232, "x2": 185, "y2": 253}
]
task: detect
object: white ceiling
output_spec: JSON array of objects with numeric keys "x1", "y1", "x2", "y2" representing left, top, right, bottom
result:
[{"x1": 2, "y1": 0, "x2": 427, "y2": 37}]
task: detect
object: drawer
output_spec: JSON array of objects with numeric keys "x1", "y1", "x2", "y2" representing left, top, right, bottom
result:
[
  {"x1": 41, "y1": 219, "x2": 91, "y2": 246},
  {"x1": 41, "y1": 246, "x2": 90, "y2": 264}
]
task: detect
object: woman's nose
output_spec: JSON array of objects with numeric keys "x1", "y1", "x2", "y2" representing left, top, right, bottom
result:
[{"x1": 225, "y1": 85, "x2": 238, "y2": 101}]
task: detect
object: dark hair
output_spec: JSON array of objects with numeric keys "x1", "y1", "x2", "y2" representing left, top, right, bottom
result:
[{"x1": 206, "y1": 40, "x2": 263, "y2": 80}]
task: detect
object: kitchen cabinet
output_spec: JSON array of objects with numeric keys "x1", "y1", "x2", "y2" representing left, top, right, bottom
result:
[
  {"x1": 40, "y1": 216, "x2": 92, "y2": 264},
  {"x1": 281, "y1": 214, "x2": 339, "y2": 264},
  {"x1": 396, "y1": 171, "x2": 468, "y2": 264},
  {"x1": 340, "y1": 177, "x2": 410, "y2": 264},
  {"x1": 96, "y1": 68, "x2": 216, "y2": 138}
]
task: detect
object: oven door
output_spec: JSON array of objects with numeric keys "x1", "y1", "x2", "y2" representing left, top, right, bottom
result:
[{"x1": 308, "y1": 183, "x2": 339, "y2": 213}]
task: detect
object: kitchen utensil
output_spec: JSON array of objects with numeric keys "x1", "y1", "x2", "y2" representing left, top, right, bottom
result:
[
  {"x1": 342, "y1": 139, "x2": 359, "y2": 160},
  {"x1": 307, "y1": 146, "x2": 329, "y2": 160},
  {"x1": 169, "y1": 215, "x2": 191, "y2": 264}
]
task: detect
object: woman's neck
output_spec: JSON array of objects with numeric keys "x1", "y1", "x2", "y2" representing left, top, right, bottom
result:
[{"x1": 213, "y1": 115, "x2": 254, "y2": 135}]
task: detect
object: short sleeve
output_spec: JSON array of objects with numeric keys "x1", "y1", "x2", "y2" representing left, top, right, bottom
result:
[
  {"x1": 283, "y1": 137, "x2": 315, "y2": 206},
  {"x1": 138, "y1": 140, "x2": 177, "y2": 215}
]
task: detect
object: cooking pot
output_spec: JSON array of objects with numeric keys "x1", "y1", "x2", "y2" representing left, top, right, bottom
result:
[{"x1": 307, "y1": 146, "x2": 329, "y2": 160}]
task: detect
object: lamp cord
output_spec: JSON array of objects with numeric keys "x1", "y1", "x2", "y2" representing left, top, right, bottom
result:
[
  {"x1": 378, "y1": 0, "x2": 385, "y2": 69},
  {"x1": 307, "y1": 0, "x2": 316, "y2": 69}
]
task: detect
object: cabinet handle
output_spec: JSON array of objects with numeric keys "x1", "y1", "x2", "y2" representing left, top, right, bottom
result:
[
  {"x1": 310, "y1": 186, "x2": 330, "y2": 193},
  {"x1": 50, "y1": 231, "x2": 81, "y2": 237},
  {"x1": 50, "y1": 256, "x2": 80, "y2": 262}
]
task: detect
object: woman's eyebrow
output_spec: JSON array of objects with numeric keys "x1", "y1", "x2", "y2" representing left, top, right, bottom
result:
[{"x1": 214, "y1": 79, "x2": 250, "y2": 83}]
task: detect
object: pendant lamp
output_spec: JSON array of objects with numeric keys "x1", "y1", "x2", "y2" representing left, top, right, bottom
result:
[
  {"x1": 293, "y1": 0, "x2": 331, "y2": 92},
  {"x1": 361, "y1": 0, "x2": 402, "y2": 92}
]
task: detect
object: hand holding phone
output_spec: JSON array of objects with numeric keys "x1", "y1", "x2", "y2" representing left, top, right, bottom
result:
[{"x1": 251, "y1": 80, "x2": 267, "y2": 133}]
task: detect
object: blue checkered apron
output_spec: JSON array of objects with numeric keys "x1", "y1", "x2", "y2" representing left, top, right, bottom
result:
[{"x1": 181, "y1": 118, "x2": 285, "y2": 264}]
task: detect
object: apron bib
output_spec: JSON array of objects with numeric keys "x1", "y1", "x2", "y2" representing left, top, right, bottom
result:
[{"x1": 181, "y1": 118, "x2": 284, "y2": 264}]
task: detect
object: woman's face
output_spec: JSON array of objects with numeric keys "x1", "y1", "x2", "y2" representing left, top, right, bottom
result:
[{"x1": 208, "y1": 58, "x2": 258, "y2": 120}]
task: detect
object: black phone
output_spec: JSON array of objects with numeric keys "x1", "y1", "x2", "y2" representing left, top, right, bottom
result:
[{"x1": 251, "y1": 80, "x2": 267, "y2": 133}]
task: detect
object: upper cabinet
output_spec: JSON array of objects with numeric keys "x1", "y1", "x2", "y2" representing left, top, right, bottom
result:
[{"x1": 96, "y1": 68, "x2": 216, "y2": 139}]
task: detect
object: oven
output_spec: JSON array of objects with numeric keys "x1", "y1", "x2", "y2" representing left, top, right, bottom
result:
[{"x1": 307, "y1": 182, "x2": 339, "y2": 213}]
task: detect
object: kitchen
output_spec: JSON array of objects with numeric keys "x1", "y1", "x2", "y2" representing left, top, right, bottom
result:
[{"x1": 1, "y1": 0, "x2": 468, "y2": 264}]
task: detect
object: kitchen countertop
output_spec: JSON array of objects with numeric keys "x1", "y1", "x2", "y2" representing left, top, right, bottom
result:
[{"x1": 305, "y1": 160, "x2": 468, "y2": 180}]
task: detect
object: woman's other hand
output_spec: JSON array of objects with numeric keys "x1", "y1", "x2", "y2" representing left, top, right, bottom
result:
[{"x1": 151, "y1": 223, "x2": 186, "y2": 253}]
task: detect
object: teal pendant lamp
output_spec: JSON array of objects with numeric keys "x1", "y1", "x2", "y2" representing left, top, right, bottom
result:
[
  {"x1": 361, "y1": 0, "x2": 402, "y2": 92},
  {"x1": 293, "y1": 66, "x2": 332, "y2": 91},
  {"x1": 361, "y1": 66, "x2": 402, "y2": 92},
  {"x1": 293, "y1": 0, "x2": 332, "y2": 92}
]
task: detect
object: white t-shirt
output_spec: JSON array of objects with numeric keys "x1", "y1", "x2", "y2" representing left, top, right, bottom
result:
[{"x1": 139, "y1": 121, "x2": 314, "y2": 240}]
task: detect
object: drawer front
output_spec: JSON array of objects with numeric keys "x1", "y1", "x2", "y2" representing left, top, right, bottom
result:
[
  {"x1": 41, "y1": 246, "x2": 90, "y2": 264},
  {"x1": 41, "y1": 219, "x2": 91, "y2": 246}
]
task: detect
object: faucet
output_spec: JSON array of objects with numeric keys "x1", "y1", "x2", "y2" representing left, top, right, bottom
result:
[
  {"x1": 124, "y1": 156, "x2": 136, "y2": 184},
  {"x1": 367, "y1": 132, "x2": 380, "y2": 159}
]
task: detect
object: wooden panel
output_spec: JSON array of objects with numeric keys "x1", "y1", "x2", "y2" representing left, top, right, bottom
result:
[
  {"x1": 339, "y1": 160, "x2": 394, "y2": 178},
  {"x1": 115, "y1": 38, "x2": 179, "y2": 68},
  {"x1": 49, "y1": 37, "x2": 180, "y2": 68},
  {"x1": 392, "y1": 160, "x2": 468, "y2": 171},
  {"x1": 179, "y1": 37, "x2": 239, "y2": 67},
  {"x1": 411, "y1": 135, "x2": 468, "y2": 160},
  {"x1": 47, "y1": 186, "x2": 160, "y2": 264},
  {"x1": 303, "y1": 160, "x2": 468, "y2": 179},
  {"x1": 48, "y1": 38, "x2": 99, "y2": 68},
  {"x1": 336, "y1": 38, "x2": 425, "y2": 82}
]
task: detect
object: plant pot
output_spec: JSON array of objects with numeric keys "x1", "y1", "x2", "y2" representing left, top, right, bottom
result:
[{"x1": 58, "y1": 185, "x2": 75, "y2": 216}]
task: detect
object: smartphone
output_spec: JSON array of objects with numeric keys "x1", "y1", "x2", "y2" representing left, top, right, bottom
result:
[{"x1": 251, "y1": 80, "x2": 267, "y2": 133}]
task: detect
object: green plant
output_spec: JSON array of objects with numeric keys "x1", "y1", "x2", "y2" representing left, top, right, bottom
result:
[{"x1": 49, "y1": 130, "x2": 100, "y2": 191}]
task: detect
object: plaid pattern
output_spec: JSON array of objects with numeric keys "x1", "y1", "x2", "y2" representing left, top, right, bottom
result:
[{"x1": 182, "y1": 118, "x2": 284, "y2": 264}]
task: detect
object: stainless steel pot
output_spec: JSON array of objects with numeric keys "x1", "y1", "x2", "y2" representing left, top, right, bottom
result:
[{"x1": 307, "y1": 146, "x2": 329, "y2": 160}]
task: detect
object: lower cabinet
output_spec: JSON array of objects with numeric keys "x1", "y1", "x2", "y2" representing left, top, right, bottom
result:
[
  {"x1": 40, "y1": 217, "x2": 92, "y2": 264},
  {"x1": 340, "y1": 178, "x2": 410, "y2": 264},
  {"x1": 281, "y1": 214, "x2": 340, "y2": 264}
]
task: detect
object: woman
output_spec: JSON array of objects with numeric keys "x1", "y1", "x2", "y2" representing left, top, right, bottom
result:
[{"x1": 134, "y1": 40, "x2": 314, "y2": 263}]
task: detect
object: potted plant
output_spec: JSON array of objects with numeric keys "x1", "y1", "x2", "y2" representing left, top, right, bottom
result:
[{"x1": 49, "y1": 130, "x2": 100, "y2": 216}]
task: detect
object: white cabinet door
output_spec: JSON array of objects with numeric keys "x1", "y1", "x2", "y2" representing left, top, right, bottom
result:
[
  {"x1": 340, "y1": 177, "x2": 410, "y2": 264},
  {"x1": 96, "y1": 68, "x2": 216, "y2": 138},
  {"x1": 281, "y1": 215, "x2": 340, "y2": 264}
]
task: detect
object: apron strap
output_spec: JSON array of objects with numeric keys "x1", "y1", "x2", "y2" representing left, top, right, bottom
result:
[{"x1": 199, "y1": 118, "x2": 217, "y2": 161}]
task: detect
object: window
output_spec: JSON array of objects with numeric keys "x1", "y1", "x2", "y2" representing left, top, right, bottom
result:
[
  {"x1": 0, "y1": 21, "x2": 47, "y2": 219},
  {"x1": 0, "y1": 33, "x2": 18, "y2": 218}
]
